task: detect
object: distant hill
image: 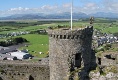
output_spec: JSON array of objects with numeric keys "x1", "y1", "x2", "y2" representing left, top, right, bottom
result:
[
  {"x1": 0, "y1": 12, "x2": 118, "y2": 20},
  {"x1": 89, "y1": 12, "x2": 118, "y2": 18}
]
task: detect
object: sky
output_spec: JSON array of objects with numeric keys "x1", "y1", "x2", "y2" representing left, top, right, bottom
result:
[{"x1": 0, "y1": 0, "x2": 118, "y2": 17}]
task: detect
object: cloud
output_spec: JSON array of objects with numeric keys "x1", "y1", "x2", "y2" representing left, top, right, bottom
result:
[
  {"x1": 0, "y1": 4, "x2": 71, "y2": 17},
  {"x1": 78, "y1": 0, "x2": 118, "y2": 13},
  {"x1": 102, "y1": 0, "x2": 118, "y2": 12},
  {"x1": 74, "y1": 3, "x2": 99, "y2": 14},
  {"x1": 83, "y1": 3, "x2": 99, "y2": 10},
  {"x1": 40, "y1": 5, "x2": 59, "y2": 14},
  {"x1": 1, "y1": 1, "x2": 118, "y2": 17},
  {"x1": 9, "y1": 7, "x2": 24, "y2": 11},
  {"x1": 62, "y1": 3, "x2": 71, "y2": 8},
  {"x1": 41, "y1": 5, "x2": 58, "y2": 10},
  {"x1": 89, "y1": 0, "x2": 118, "y2": 13}
]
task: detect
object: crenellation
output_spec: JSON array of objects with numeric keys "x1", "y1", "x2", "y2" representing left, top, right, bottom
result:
[
  {"x1": 48, "y1": 27, "x2": 93, "y2": 40},
  {"x1": 50, "y1": 34, "x2": 77, "y2": 39}
]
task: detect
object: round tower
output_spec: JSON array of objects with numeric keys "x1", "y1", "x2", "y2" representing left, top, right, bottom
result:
[{"x1": 48, "y1": 26, "x2": 93, "y2": 80}]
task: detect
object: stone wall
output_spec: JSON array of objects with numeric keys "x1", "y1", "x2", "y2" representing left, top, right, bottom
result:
[
  {"x1": 48, "y1": 26, "x2": 94, "y2": 80},
  {"x1": 0, "y1": 61, "x2": 49, "y2": 80}
]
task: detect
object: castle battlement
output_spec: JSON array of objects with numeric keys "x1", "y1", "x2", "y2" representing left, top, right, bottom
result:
[
  {"x1": 48, "y1": 26, "x2": 93, "y2": 39},
  {"x1": 49, "y1": 26, "x2": 94, "y2": 80}
]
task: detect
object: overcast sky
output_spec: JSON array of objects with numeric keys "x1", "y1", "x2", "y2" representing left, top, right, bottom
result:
[{"x1": 0, "y1": 0, "x2": 118, "y2": 17}]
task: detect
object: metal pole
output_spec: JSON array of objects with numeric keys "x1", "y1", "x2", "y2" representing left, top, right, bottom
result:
[{"x1": 71, "y1": 0, "x2": 73, "y2": 30}]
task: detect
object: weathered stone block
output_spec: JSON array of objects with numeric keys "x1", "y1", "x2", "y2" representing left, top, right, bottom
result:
[{"x1": 116, "y1": 54, "x2": 118, "y2": 64}]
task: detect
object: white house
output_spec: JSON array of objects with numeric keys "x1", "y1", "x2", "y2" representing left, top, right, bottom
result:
[
  {"x1": 9, "y1": 52, "x2": 31, "y2": 60},
  {"x1": 0, "y1": 53, "x2": 17, "y2": 60}
]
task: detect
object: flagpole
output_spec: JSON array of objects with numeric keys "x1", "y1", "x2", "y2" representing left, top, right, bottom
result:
[{"x1": 71, "y1": 0, "x2": 73, "y2": 30}]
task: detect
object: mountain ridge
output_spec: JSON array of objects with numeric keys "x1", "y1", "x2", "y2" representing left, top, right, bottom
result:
[{"x1": 0, "y1": 12, "x2": 118, "y2": 20}]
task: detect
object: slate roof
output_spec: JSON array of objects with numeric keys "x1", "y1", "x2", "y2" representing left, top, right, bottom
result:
[{"x1": 0, "y1": 48, "x2": 17, "y2": 54}]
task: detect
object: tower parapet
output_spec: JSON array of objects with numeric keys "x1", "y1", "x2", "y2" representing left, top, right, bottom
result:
[
  {"x1": 48, "y1": 26, "x2": 93, "y2": 39},
  {"x1": 48, "y1": 26, "x2": 93, "y2": 80}
]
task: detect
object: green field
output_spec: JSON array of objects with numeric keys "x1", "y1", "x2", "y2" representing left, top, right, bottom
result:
[
  {"x1": 93, "y1": 23, "x2": 118, "y2": 33},
  {"x1": 0, "y1": 25, "x2": 47, "y2": 34},
  {"x1": 19, "y1": 34, "x2": 49, "y2": 58},
  {"x1": 0, "y1": 20, "x2": 118, "y2": 34},
  {"x1": 0, "y1": 34, "x2": 49, "y2": 58}
]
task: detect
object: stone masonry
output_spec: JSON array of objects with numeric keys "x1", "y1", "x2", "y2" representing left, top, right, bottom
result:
[
  {"x1": 0, "y1": 61, "x2": 49, "y2": 80},
  {"x1": 48, "y1": 26, "x2": 94, "y2": 80}
]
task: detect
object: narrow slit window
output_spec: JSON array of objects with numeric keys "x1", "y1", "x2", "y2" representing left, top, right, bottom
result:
[{"x1": 74, "y1": 53, "x2": 81, "y2": 68}]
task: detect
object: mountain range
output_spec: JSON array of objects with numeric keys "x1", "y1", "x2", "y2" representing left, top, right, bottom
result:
[{"x1": 0, "y1": 12, "x2": 118, "y2": 20}]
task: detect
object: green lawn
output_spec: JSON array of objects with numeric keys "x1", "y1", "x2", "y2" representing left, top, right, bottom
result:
[
  {"x1": 102, "y1": 27, "x2": 118, "y2": 33},
  {"x1": 0, "y1": 25, "x2": 47, "y2": 34},
  {"x1": 19, "y1": 34, "x2": 49, "y2": 58},
  {"x1": 93, "y1": 23, "x2": 118, "y2": 33}
]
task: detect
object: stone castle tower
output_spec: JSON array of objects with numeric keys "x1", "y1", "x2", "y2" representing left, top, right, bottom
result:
[{"x1": 48, "y1": 26, "x2": 94, "y2": 80}]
